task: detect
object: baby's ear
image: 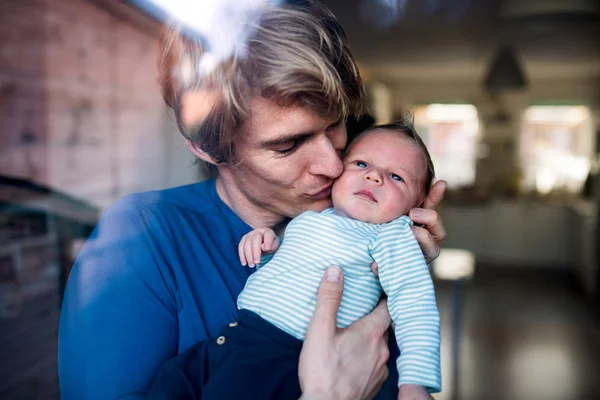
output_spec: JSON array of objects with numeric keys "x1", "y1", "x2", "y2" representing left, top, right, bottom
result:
[{"x1": 416, "y1": 192, "x2": 427, "y2": 209}]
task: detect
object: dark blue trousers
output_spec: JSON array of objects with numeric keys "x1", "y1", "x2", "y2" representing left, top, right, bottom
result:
[{"x1": 147, "y1": 310, "x2": 399, "y2": 400}]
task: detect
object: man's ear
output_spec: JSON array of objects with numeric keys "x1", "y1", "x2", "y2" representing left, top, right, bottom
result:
[{"x1": 185, "y1": 140, "x2": 221, "y2": 166}]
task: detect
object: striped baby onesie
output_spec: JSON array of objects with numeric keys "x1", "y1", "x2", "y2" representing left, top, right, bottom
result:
[{"x1": 237, "y1": 208, "x2": 441, "y2": 392}]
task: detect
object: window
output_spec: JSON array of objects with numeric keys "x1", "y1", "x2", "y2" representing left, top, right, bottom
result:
[
  {"x1": 519, "y1": 106, "x2": 593, "y2": 195},
  {"x1": 413, "y1": 104, "x2": 479, "y2": 189}
]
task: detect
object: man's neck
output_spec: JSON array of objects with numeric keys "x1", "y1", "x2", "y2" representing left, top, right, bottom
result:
[{"x1": 215, "y1": 173, "x2": 286, "y2": 229}]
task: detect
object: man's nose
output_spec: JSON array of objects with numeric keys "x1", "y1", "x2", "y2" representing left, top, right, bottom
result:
[
  {"x1": 364, "y1": 170, "x2": 383, "y2": 185},
  {"x1": 308, "y1": 136, "x2": 344, "y2": 179}
]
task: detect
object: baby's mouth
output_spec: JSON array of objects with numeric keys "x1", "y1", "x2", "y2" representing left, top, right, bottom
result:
[{"x1": 355, "y1": 189, "x2": 377, "y2": 202}]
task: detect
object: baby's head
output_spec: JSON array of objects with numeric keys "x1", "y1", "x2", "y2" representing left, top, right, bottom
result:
[{"x1": 331, "y1": 120, "x2": 435, "y2": 224}]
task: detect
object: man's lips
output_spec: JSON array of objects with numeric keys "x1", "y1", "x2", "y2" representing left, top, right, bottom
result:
[
  {"x1": 355, "y1": 189, "x2": 377, "y2": 202},
  {"x1": 308, "y1": 184, "x2": 332, "y2": 200}
]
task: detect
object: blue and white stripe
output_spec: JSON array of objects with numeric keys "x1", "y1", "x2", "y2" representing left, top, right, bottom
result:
[{"x1": 237, "y1": 208, "x2": 441, "y2": 392}]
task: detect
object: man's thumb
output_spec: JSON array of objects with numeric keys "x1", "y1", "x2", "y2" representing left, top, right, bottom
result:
[{"x1": 308, "y1": 266, "x2": 344, "y2": 338}]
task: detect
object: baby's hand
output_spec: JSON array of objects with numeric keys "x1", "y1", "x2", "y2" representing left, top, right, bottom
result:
[
  {"x1": 398, "y1": 384, "x2": 434, "y2": 400},
  {"x1": 238, "y1": 228, "x2": 280, "y2": 268}
]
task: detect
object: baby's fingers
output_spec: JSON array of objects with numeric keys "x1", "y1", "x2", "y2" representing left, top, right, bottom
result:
[
  {"x1": 244, "y1": 243, "x2": 256, "y2": 268},
  {"x1": 262, "y1": 229, "x2": 279, "y2": 252},
  {"x1": 238, "y1": 234, "x2": 248, "y2": 266},
  {"x1": 250, "y1": 232, "x2": 264, "y2": 267}
]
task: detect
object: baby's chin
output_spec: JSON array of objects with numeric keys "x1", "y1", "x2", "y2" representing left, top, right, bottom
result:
[
  {"x1": 333, "y1": 205, "x2": 407, "y2": 224},
  {"x1": 332, "y1": 206, "x2": 376, "y2": 223},
  {"x1": 305, "y1": 198, "x2": 333, "y2": 213}
]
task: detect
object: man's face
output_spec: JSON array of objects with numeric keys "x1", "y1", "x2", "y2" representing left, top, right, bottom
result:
[
  {"x1": 226, "y1": 98, "x2": 347, "y2": 218},
  {"x1": 331, "y1": 131, "x2": 426, "y2": 224}
]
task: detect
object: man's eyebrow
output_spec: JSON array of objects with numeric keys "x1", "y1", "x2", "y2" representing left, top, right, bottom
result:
[{"x1": 259, "y1": 131, "x2": 315, "y2": 147}]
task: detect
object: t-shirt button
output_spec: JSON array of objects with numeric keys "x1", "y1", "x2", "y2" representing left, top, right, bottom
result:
[
  {"x1": 217, "y1": 336, "x2": 226, "y2": 345},
  {"x1": 229, "y1": 322, "x2": 238, "y2": 327}
]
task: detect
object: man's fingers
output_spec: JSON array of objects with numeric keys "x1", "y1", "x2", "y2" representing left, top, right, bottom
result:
[
  {"x1": 409, "y1": 208, "x2": 446, "y2": 243},
  {"x1": 423, "y1": 180, "x2": 446, "y2": 210},
  {"x1": 306, "y1": 266, "x2": 344, "y2": 342},
  {"x1": 410, "y1": 180, "x2": 446, "y2": 264},
  {"x1": 411, "y1": 225, "x2": 440, "y2": 264},
  {"x1": 364, "y1": 366, "x2": 390, "y2": 400},
  {"x1": 363, "y1": 335, "x2": 390, "y2": 400},
  {"x1": 351, "y1": 298, "x2": 391, "y2": 336}
]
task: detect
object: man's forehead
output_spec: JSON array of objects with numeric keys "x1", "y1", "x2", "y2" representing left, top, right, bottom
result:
[{"x1": 246, "y1": 97, "x2": 336, "y2": 142}]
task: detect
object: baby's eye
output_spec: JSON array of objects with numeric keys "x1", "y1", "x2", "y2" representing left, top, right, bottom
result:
[
  {"x1": 355, "y1": 161, "x2": 368, "y2": 168},
  {"x1": 390, "y1": 173, "x2": 403, "y2": 182}
]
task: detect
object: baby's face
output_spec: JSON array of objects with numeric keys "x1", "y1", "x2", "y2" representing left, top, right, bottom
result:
[{"x1": 331, "y1": 131, "x2": 426, "y2": 224}]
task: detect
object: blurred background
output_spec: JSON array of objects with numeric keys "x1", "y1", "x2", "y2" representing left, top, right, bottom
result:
[{"x1": 0, "y1": 0, "x2": 599, "y2": 399}]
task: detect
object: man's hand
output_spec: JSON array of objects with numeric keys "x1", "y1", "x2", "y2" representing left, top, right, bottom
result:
[
  {"x1": 398, "y1": 384, "x2": 434, "y2": 400},
  {"x1": 238, "y1": 228, "x2": 279, "y2": 268},
  {"x1": 299, "y1": 266, "x2": 391, "y2": 400},
  {"x1": 409, "y1": 180, "x2": 447, "y2": 264}
]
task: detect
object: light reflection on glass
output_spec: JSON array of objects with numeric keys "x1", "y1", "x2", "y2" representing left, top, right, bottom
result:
[{"x1": 433, "y1": 248, "x2": 475, "y2": 280}]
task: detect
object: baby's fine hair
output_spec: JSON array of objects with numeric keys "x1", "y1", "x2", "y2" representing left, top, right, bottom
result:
[{"x1": 351, "y1": 118, "x2": 435, "y2": 197}]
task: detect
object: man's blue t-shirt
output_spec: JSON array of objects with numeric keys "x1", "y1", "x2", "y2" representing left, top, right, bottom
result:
[
  {"x1": 59, "y1": 180, "x2": 254, "y2": 399},
  {"x1": 58, "y1": 179, "x2": 399, "y2": 399}
]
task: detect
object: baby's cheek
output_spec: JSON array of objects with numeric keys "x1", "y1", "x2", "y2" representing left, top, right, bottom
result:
[{"x1": 331, "y1": 179, "x2": 348, "y2": 202}]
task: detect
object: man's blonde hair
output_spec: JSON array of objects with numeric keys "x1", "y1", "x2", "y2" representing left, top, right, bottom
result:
[{"x1": 157, "y1": 0, "x2": 367, "y2": 164}]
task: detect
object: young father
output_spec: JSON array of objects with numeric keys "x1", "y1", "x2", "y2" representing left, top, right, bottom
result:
[{"x1": 58, "y1": 1, "x2": 447, "y2": 399}]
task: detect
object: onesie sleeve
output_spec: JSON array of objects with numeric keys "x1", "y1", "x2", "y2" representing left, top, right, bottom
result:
[{"x1": 370, "y1": 216, "x2": 441, "y2": 393}]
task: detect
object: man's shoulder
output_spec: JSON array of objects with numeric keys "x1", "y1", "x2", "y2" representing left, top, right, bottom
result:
[
  {"x1": 91, "y1": 181, "x2": 226, "y2": 241},
  {"x1": 108, "y1": 180, "x2": 216, "y2": 218}
]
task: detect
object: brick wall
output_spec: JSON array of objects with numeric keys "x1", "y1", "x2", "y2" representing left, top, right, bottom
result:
[
  {"x1": 1, "y1": 0, "x2": 199, "y2": 210},
  {"x1": 0, "y1": 0, "x2": 49, "y2": 184},
  {"x1": 0, "y1": 1, "x2": 199, "y2": 399}
]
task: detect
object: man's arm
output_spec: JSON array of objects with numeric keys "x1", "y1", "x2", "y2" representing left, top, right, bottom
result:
[
  {"x1": 299, "y1": 266, "x2": 392, "y2": 400},
  {"x1": 59, "y1": 197, "x2": 179, "y2": 400}
]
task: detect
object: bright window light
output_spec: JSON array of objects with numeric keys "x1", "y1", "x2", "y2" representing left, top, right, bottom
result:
[
  {"x1": 432, "y1": 248, "x2": 475, "y2": 281},
  {"x1": 414, "y1": 104, "x2": 479, "y2": 189},
  {"x1": 520, "y1": 106, "x2": 593, "y2": 195}
]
